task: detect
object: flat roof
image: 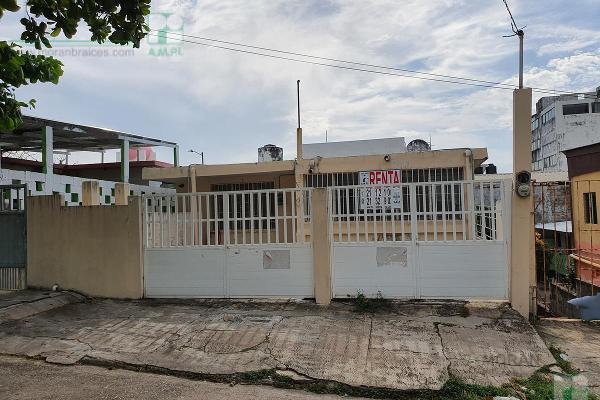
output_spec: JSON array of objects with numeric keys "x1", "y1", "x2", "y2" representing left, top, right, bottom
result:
[
  {"x1": 143, "y1": 147, "x2": 487, "y2": 182},
  {"x1": 0, "y1": 115, "x2": 177, "y2": 152},
  {"x1": 535, "y1": 221, "x2": 572, "y2": 233}
]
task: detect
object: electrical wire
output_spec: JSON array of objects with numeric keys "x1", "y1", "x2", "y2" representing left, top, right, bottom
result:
[
  {"x1": 153, "y1": 30, "x2": 518, "y2": 89},
  {"x1": 149, "y1": 30, "x2": 600, "y2": 99}
]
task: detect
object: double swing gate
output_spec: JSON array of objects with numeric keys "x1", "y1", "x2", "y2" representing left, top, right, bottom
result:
[
  {"x1": 143, "y1": 178, "x2": 510, "y2": 300},
  {"x1": 143, "y1": 188, "x2": 315, "y2": 297},
  {"x1": 328, "y1": 179, "x2": 510, "y2": 299}
]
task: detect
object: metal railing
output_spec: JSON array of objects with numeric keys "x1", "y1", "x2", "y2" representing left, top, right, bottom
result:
[
  {"x1": 534, "y1": 179, "x2": 600, "y2": 316},
  {"x1": 144, "y1": 188, "x2": 312, "y2": 248},
  {"x1": 328, "y1": 179, "x2": 507, "y2": 243},
  {"x1": 0, "y1": 184, "x2": 26, "y2": 212}
]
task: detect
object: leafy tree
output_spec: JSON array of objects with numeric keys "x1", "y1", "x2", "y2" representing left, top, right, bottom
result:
[{"x1": 0, "y1": 0, "x2": 151, "y2": 132}]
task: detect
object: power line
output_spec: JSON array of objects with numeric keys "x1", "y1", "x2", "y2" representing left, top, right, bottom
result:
[
  {"x1": 153, "y1": 29, "x2": 518, "y2": 89},
  {"x1": 149, "y1": 31, "x2": 522, "y2": 92},
  {"x1": 149, "y1": 31, "x2": 599, "y2": 98},
  {"x1": 151, "y1": 30, "x2": 580, "y2": 95},
  {"x1": 502, "y1": 0, "x2": 523, "y2": 35}
]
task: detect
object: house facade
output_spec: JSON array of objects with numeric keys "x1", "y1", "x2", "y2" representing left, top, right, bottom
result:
[{"x1": 563, "y1": 142, "x2": 600, "y2": 288}]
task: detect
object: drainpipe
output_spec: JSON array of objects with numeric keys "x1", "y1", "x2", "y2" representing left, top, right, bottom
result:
[{"x1": 464, "y1": 148, "x2": 474, "y2": 179}]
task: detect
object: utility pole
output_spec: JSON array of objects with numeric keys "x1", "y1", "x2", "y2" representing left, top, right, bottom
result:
[
  {"x1": 518, "y1": 29, "x2": 524, "y2": 89},
  {"x1": 296, "y1": 80, "x2": 303, "y2": 160},
  {"x1": 502, "y1": 0, "x2": 525, "y2": 88}
]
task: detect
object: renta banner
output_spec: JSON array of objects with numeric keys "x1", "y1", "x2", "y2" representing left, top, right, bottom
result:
[
  {"x1": 359, "y1": 170, "x2": 401, "y2": 185},
  {"x1": 359, "y1": 170, "x2": 403, "y2": 210}
]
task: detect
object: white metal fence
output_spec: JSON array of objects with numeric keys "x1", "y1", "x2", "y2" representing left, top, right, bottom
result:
[
  {"x1": 144, "y1": 188, "x2": 313, "y2": 248},
  {"x1": 328, "y1": 179, "x2": 507, "y2": 243}
]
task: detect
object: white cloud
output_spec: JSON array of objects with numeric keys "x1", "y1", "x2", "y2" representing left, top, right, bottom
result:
[{"x1": 2, "y1": 0, "x2": 599, "y2": 171}]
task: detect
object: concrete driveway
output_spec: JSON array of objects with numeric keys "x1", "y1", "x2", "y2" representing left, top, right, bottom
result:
[{"x1": 0, "y1": 292, "x2": 554, "y2": 392}]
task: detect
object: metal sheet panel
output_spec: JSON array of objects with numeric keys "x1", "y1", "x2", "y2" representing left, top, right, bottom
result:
[
  {"x1": 0, "y1": 213, "x2": 26, "y2": 268},
  {"x1": 144, "y1": 248, "x2": 226, "y2": 298},
  {"x1": 228, "y1": 246, "x2": 313, "y2": 297},
  {"x1": 332, "y1": 243, "x2": 416, "y2": 298},
  {"x1": 418, "y1": 242, "x2": 508, "y2": 300}
]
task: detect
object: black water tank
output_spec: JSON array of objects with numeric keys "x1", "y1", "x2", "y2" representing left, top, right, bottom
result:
[
  {"x1": 485, "y1": 164, "x2": 497, "y2": 175},
  {"x1": 474, "y1": 166, "x2": 484, "y2": 174}
]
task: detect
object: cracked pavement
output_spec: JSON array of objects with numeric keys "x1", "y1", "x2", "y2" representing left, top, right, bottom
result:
[
  {"x1": 536, "y1": 319, "x2": 600, "y2": 396},
  {"x1": 0, "y1": 294, "x2": 554, "y2": 391}
]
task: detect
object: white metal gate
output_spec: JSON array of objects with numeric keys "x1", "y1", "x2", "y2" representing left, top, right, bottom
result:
[
  {"x1": 328, "y1": 179, "x2": 511, "y2": 299},
  {"x1": 143, "y1": 188, "x2": 314, "y2": 298}
]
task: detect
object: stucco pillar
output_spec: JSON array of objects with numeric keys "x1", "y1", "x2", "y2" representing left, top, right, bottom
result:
[
  {"x1": 511, "y1": 88, "x2": 534, "y2": 318},
  {"x1": 115, "y1": 182, "x2": 130, "y2": 206},
  {"x1": 311, "y1": 188, "x2": 331, "y2": 305},
  {"x1": 296, "y1": 128, "x2": 303, "y2": 160},
  {"x1": 82, "y1": 181, "x2": 100, "y2": 206}
]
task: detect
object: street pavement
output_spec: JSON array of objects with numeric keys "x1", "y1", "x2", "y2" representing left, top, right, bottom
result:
[
  {"x1": 0, "y1": 291, "x2": 554, "y2": 391},
  {"x1": 0, "y1": 355, "x2": 366, "y2": 400}
]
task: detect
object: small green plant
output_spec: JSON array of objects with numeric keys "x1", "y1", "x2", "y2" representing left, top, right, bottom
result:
[
  {"x1": 349, "y1": 290, "x2": 391, "y2": 313},
  {"x1": 509, "y1": 346, "x2": 598, "y2": 400},
  {"x1": 548, "y1": 345, "x2": 580, "y2": 376}
]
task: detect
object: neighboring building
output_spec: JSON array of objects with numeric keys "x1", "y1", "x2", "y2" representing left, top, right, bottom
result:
[
  {"x1": 303, "y1": 137, "x2": 407, "y2": 159},
  {"x1": 563, "y1": 142, "x2": 600, "y2": 288},
  {"x1": 0, "y1": 116, "x2": 177, "y2": 206},
  {"x1": 143, "y1": 137, "x2": 487, "y2": 193},
  {"x1": 531, "y1": 86, "x2": 600, "y2": 172}
]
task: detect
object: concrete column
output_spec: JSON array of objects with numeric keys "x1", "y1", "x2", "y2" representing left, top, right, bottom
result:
[
  {"x1": 311, "y1": 188, "x2": 331, "y2": 305},
  {"x1": 82, "y1": 181, "x2": 100, "y2": 206},
  {"x1": 42, "y1": 126, "x2": 53, "y2": 175},
  {"x1": 464, "y1": 149, "x2": 475, "y2": 240},
  {"x1": 296, "y1": 128, "x2": 303, "y2": 160},
  {"x1": 511, "y1": 88, "x2": 534, "y2": 318},
  {"x1": 189, "y1": 166, "x2": 198, "y2": 245},
  {"x1": 120, "y1": 140, "x2": 130, "y2": 183},
  {"x1": 115, "y1": 182, "x2": 130, "y2": 206}
]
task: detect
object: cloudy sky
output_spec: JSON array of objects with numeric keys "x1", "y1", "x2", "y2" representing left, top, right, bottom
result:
[{"x1": 2, "y1": 0, "x2": 600, "y2": 170}]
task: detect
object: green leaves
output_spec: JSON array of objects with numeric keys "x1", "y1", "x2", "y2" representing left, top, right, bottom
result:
[
  {"x1": 0, "y1": 1, "x2": 151, "y2": 132},
  {"x1": 0, "y1": 41, "x2": 64, "y2": 132},
  {"x1": 0, "y1": 0, "x2": 20, "y2": 13}
]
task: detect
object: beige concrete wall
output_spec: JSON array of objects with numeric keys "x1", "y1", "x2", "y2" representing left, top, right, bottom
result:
[
  {"x1": 510, "y1": 88, "x2": 534, "y2": 318},
  {"x1": 296, "y1": 148, "x2": 486, "y2": 175},
  {"x1": 27, "y1": 195, "x2": 144, "y2": 299},
  {"x1": 143, "y1": 148, "x2": 488, "y2": 191}
]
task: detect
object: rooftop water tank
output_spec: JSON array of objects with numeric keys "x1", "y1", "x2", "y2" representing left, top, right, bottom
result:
[
  {"x1": 258, "y1": 144, "x2": 283, "y2": 162},
  {"x1": 406, "y1": 139, "x2": 431, "y2": 152}
]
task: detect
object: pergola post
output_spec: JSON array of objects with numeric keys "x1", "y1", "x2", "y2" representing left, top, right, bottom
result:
[
  {"x1": 173, "y1": 145, "x2": 179, "y2": 167},
  {"x1": 120, "y1": 139, "x2": 130, "y2": 183},
  {"x1": 42, "y1": 126, "x2": 53, "y2": 175}
]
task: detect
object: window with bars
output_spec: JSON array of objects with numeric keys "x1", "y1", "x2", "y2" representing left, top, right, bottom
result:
[
  {"x1": 310, "y1": 168, "x2": 465, "y2": 219},
  {"x1": 303, "y1": 167, "x2": 464, "y2": 188},
  {"x1": 210, "y1": 182, "x2": 275, "y2": 192},
  {"x1": 583, "y1": 192, "x2": 598, "y2": 224}
]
